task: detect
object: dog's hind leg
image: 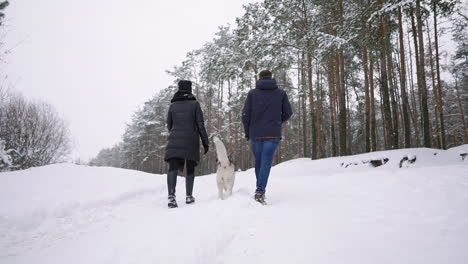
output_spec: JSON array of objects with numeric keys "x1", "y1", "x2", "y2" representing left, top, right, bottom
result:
[
  {"x1": 217, "y1": 178, "x2": 225, "y2": 200},
  {"x1": 225, "y1": 179, "x2": 233, "y2": 197},
  {"x1": 225, "y1": 168, "x2": 235, "y2": 198},
  {"x1": 225, "y1": 188, "x2": 232, "y2": 197}
]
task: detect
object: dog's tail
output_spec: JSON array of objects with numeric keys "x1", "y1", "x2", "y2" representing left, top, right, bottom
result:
[{"x1": 213, "y1": 136, "x2": 230, "y2": 166}]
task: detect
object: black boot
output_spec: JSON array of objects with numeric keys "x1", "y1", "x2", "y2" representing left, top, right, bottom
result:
[
  {"x1": 167, "y1": 169, "x2": 177, "y2": 196},
  {"x1": 185, "y1": 172, "x2": 195, "y2": 204},
  {"x1": 167, "y1": 170, "x2": 178, "y2": 208},
  {"x1": 168, "y1": 195, "x2": 178, "y2": 208},
  {"x1": 186, "y1": 196, "x2": 195, "y2": 204},
  {"x1": 254, "y1": 192, "x2": 266, "y2": 205}
]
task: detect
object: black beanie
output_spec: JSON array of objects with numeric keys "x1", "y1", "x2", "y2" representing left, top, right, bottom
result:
[{"x1": 178, "y1": 80, "x2": 192, "y2": 92}]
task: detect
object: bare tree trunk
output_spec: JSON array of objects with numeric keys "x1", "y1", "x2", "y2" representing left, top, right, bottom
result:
[
  {"x1": 398, "y1": 7, "x2": 412, "y2": 148},
  {"x1": 387, "y1": 47, "x2": 399, "y2": 149},
  {"x1": 301, "y1": 54, "x2": 308, "y2": 157},
  {"x1": 337, "y1": 0, "x2": 347, "y2": 156},
  {"x1": 297, "y1": 56, "x2": 303, "y2": 156},
  {"x1": 328, "y1": 57, "x2": 337, "y2": 156},
  {"x1": 369, "y1": 53, "x2": 377, "y2": 151},
  {"x1": 454, "y1": 76, "x2": 468, "y2": 144},
  {"x1": 347, "y1": 76, "x2": 353, "y2": 154},
  {"x1": 217, "y1": 80, "x2": 223, "y2": 134},
  {"x1": 379, "y1": 85, "x2": 388, "y2": 147},
  {"x1": 316, "y1": 63, "x2": 324, "y2": 158},
  {"x1": 283, "y1": 122, "x2": 289, "y2": 160},
  {"x1": 426, "y1": 20, "x2": 442, "y2": 148},
  {"x1": 307, "y1": 52, "x2": 317, "y2": 159},
  {"x1": 228, "y1": 79, "x2": 233, "y2": 154},
  {"x1": 363, "y1": 45, "x2": 371, "y2": 153},
  {"x1": 279, "y1": 72, "x2": 289, "y2": 160},
  {"x1": 433, "y1": 2, "x2": 446, "y2": 149},
  {"x1": 391, "y1": 50, "x2": 404, "y2": 148},
  {"x1": 411, "y1": 8, "x2": 424, "y2": 145},
  {"x1": 407, "y1": 18, "x2": 421, "y2": 146},
  {"x1": 377, "y1": 0, "x2": 394, "y2": 150},
  {"x1": 335, "y1": 53, "x2": 347, "y2": 156},
  {"x1": 416, "y1": 0, "x2": 431, "y2": 147},
  {"x1": 207, "y1": 87, "x2": 213, "y2": 171}
]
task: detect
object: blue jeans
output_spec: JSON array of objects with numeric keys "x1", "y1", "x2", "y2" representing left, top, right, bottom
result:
[{"x1": 251, "y1": 138, "x2": 280, "y2": 194}]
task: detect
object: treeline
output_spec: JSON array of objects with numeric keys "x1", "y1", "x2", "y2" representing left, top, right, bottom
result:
[
  {"x1": 0, "y1": 88, "x2": 71, "y2": 171},
  {"x1": 0, "y1": 1, "x2": 71, "y2": 171},
  {"x1": 90, "y1": 0, "x2": 468, "y2": 175}
]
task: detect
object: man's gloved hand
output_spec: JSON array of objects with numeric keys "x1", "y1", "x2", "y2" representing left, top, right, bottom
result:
[
  {"x1": 245, "y1": 135, "x2": 250, "y2": 141},
  {"x1": 203, "y1": 144, "x2": 209, "y2": 154}
]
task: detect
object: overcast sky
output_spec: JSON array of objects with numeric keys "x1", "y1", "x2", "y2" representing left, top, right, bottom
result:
[{"x1": 4, "y1": 0, "x2": 258, "y2": 161}]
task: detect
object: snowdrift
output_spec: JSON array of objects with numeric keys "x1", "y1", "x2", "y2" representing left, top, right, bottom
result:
[{"x1": 1, "y1": 145, "x2": 467, "y2": 264}]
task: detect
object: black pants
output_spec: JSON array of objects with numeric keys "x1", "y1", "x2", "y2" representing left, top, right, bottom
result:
[{"x1": 167, "y1": 158, "x2": 196, "y2": 196}]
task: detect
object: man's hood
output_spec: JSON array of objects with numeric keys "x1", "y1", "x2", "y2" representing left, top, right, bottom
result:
[{"x1": 256, "y1": 77, "x2": 278, "y2": 90}]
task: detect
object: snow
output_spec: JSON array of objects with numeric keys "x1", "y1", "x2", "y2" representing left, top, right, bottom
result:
[{"x1": 1, "y1": 145, "x2": 467, "y2": 264}]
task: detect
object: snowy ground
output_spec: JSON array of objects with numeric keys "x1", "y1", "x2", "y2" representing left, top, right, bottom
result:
[{"x1": 1, "y1": 146, "x2": 467, "y2": 264}]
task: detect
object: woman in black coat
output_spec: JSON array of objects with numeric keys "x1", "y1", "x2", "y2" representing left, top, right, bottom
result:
[{"x1": 164, "y1": 80, "x2": 209, "y2": 208}]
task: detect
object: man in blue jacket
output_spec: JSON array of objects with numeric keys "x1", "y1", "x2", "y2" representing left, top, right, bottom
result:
[{"x1": 242, "y1": 70, "x2": 293, "y2": 204}]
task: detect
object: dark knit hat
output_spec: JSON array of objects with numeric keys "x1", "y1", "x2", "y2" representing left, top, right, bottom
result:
[{"x1": 178, "y1": 80, "x2": 192, "y2": 92}]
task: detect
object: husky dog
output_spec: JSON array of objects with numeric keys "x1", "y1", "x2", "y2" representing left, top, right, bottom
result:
[{"x1": 213, "y1": 136, "x2": 235, "y2": 199}]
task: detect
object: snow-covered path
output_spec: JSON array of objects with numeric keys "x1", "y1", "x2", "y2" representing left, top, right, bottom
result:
[{"x1": 1, "y1": 147, "x2": 467, "y2": 264}]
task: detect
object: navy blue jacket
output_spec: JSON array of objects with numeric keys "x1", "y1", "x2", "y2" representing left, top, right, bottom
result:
[{"x1": 242, "y1": 77, "x2": 293, "y2": 139}]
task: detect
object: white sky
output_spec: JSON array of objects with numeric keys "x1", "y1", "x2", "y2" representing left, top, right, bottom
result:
[{"x1": 3, "y1": 0, "x2": 258, "y2": 161}]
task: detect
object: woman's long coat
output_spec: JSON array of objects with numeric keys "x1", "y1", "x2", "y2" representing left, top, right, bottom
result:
[{"x1": 164, "y1": 99, "x2": 208, "y2": 165}]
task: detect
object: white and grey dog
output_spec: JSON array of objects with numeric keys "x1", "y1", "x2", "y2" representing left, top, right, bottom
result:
[{"x1": 213, "y1": 136, "x2": 235, "y2": 199}]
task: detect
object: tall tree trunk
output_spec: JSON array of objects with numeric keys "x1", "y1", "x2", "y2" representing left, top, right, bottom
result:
[
  {"x1": 416, "y1": 0, "x2": 431, "y2": 147},
  {"x1": 339, "y1": 67, "x2": 348, "y2": 155},
  {"x1": 302, "y1": 94, "x2": 307, "y2": 157},
  {"x1": 346, "y1": 76, "x2": 353, "y2": 154},
  {"x1": 407, "y1": 18, "x2": 422, "y2": 146},
  {"x1": 234, "y1": 113, "x2": 239, "y2": 166},
  {"x1": 391, "y1": 51, "x2": 404, "y2": 147},
  {"x1": 336, "y1": 53, "x2": 347, "y2": 156},
  {"x1": 337, "y1": 0, "x2": 347, "y2": 156},
  {"x1": 217, "y1": 80, "x2": 223, "y2": 133},
  {"x1": 363, "y1": 46, "x2": 371, "y2": 153},
  {"x1": 301, "y1": 60, "x2": 308, "y2": 158},
  {"x1": 426, "y1": 20, "x2": 442, "y2": 148},
  {"x1": 369, "y1": 53, "x2": 377, "y2": 151},
  {"x1": 377, "y1": 0, "x2": 394, "y2": 150},
  {"x1": 280, "y1": 72, "x2": 290, "y2": 160},
  {"x1": 387, "y1": 46, "x2": 399, "y2": 149},
  {"x1": 297, "y1": 58, "x2": 303, "y2": 156},
  {"x1": 379, "y1": 79, "x2": 388, "y2": 147},
  {"x1": 207, "y1": 87, "x2": 213, "y2": 171},
  {"x1": 307, "y1": 51, "x2": 317, "y2": 159},
  {"x1": 328, "y1": 57, "x2": 337, "y2": 156},
  {"x1": 316, "y1": 63, "x2": 324, "y2": 158},
  {"x1": 227, "y1": 79, "x2": 233, "y2": 154},
  {"x1": 411, "y1": 8, "x2": 424, "y2": 145},
  {"x1": 454, "y1": 76, "x2": 468, "y2": 144},
  {"x1": 433, "y1": 2, "x2": 446, "y2": 149},
  {"x1": 398, "y1": 7, "x2": 412, "y2": 148},
  {"x1": 283, "y1": 121, "x2": 289, "y2": 160}
]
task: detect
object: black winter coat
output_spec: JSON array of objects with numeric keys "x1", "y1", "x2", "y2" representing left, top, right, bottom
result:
[{"x1": 164, "y1": 97, "x2": 209, "y2": 165}]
